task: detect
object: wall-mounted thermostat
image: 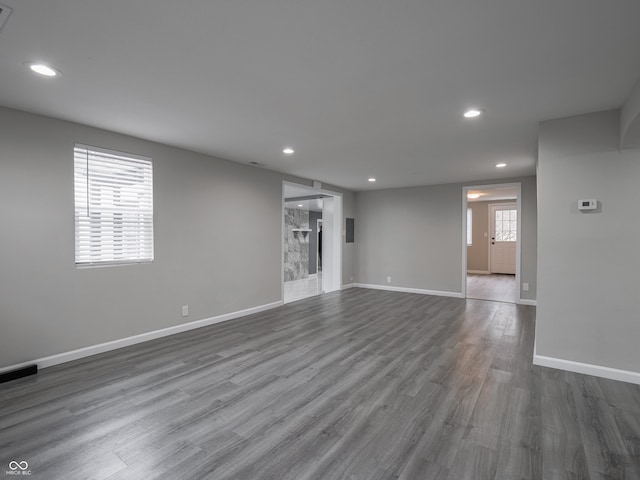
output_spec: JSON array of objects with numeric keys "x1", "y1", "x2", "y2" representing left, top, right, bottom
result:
[{"x1": 578, "y1": 199, "x2": 597, "y2": 211}]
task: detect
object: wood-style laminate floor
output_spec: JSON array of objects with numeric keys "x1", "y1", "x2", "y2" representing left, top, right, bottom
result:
[
  {"x1": 2, "y1": 288, "x2": 640, "y2": 479},
  {"x1": 467, "y1": 274, "x2": 517, "y2": 303}
]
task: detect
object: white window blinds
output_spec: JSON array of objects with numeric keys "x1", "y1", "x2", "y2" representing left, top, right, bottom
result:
[{"x1": 74, "y1": 144, "x2": 154, "y2": 266}]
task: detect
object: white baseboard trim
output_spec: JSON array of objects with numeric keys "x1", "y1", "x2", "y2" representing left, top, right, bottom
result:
[
  {"x1": 533, "y1": 354, "x2": 640, "y2": 385},
  {"x1": 0, "y1": 300, "x2": 283, "y2": 374},
  {"x1": 518, "y1": 299, "x2": 537, "y2": 306},
  {"x1": 467, "y1": 270, "x2": 490, "y2": 274},
  {"x1": 341, "y1": 283, "x2": 356, "y2": 290},
  {"x1": 354, "y1": 283, "x2": 464, "y2": 299}
]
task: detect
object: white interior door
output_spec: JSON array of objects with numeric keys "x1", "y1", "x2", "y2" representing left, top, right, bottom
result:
[{"x1": 490, "y1": 204, "x2": 517, "y2": 274}]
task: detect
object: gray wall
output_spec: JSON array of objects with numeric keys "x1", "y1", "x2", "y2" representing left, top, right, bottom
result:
[
  {"x1": 537, "y1": 109, "x2": 640, "y2": 372},
  {"x1": 309, "y1": 211, "x2": 322, "y2": 275},
  {"x1": 355, "y1": 176, "x2": 537, "y2": 299},
  {"x1": 467, "y1": 199, "x2": 516, "y2": 272},
  {"x1": 0, "y1": 107, "x2": 355, "y2": 369}
]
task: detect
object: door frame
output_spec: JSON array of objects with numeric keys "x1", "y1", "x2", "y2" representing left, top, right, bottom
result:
[
  {"x1": 461, "y1": 182, "x2": 521, "y2": 301},
  {"x1": 488, "y1": 202, "x2": 517, "y2": 274},
  {"x1": 282, "y1": 181, "x2": 342, "y2": 303},
  {"x1": 317, "y1": 218, "x2": 323, "y2": 278}
]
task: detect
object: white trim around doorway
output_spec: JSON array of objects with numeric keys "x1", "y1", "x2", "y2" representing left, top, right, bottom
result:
[
  {"x1": 282, "y1": 181, "x2": 343, "y2": 304},
  {"x1": 461, "y1": 183, "x2": 522, "y2": 302}
]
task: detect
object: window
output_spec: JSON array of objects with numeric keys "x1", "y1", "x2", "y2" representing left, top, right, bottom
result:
[
  {"x1": 495, "y1": 209, "x2": 517, "y2": 241},
  {"x1": 74, "y1": 144, "x2": 153, "y2": 266},
  {"x1": 466, "y1": 208, "x2": 472, "y2": 246}
]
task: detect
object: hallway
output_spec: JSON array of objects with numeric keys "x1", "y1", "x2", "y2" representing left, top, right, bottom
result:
[{"x1": 466, "y1": 273, "x2": 517, "y2": 303}]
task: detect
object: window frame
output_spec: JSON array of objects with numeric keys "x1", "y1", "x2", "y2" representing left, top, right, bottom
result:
[
  {"x1": 494, "y1": 208, "x2": 517, "y2": 242},
  {"x1": 74, "y1": 143, "x2": 154, "y2": 267}
]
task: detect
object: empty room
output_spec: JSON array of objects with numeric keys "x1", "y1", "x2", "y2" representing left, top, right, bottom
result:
[{"x1": 2, "y1": 1, "x2": 640, "y2": 479}]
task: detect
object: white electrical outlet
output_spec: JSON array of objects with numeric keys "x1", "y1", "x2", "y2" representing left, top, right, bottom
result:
[
  {"x1": 182, "y1": 305, "x2": 189, "y2": 317},
  {"x1": 387, "y1": 276, "x2": 392, "y2": 283},
  {"x1": 522, "y1": 283, "x2": 529, "y2": 292}
]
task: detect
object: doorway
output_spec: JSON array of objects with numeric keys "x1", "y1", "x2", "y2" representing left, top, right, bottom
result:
[
  {"x1": 462, "y1": 184, "x2": 520, "y2": 303},
  {"x1": 282, "y1": 182, "x2": 342, "y2": 303},
  {"x1": 489, "y1": 203, "x2": 517, "y2": 274},
  {"x1": 317, "y1": 218, "x2": 323, "y2": 274}
]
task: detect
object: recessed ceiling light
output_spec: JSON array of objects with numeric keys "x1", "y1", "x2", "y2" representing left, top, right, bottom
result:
[
  {"x1": 297, "y1": 204, "x2": 303, "y2": 207},
  {"x1": 283, "y1": 148, "x2": 294, "y2": 155},
  {"x1": 368, "y1": 178, "x2": 376, "y2": 182},
  {"x1": 467, "y1": 193, "x2": 481, "y2": 199},
  {"x1": 495, "y1": 163, "x2": 507, "y2": 168},
  {"x1": 27, "y1": 63, "x2": 60, "y2": 77},
  {"x1": 463, "y1": 109, "x2": 482, "y2": 118}
]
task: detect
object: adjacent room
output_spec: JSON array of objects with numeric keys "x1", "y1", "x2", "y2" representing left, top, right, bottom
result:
[
  {"x1": 2, "y1": 1, "x2": 640, "y2": 479},
  {"x1": 465, "y1": 186, "x2": 519, "y2": 303},
  {"x1": 283, "y1": 183, "x2": 327, "y2": 303}
]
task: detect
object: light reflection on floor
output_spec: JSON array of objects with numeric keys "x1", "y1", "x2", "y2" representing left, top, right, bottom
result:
[
  {"x1": 466, "y1": 273, "x2": 517, "y2": 303},
  {"x1": 284, "y1": 273, "x2": 322, "y2": 303}
]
